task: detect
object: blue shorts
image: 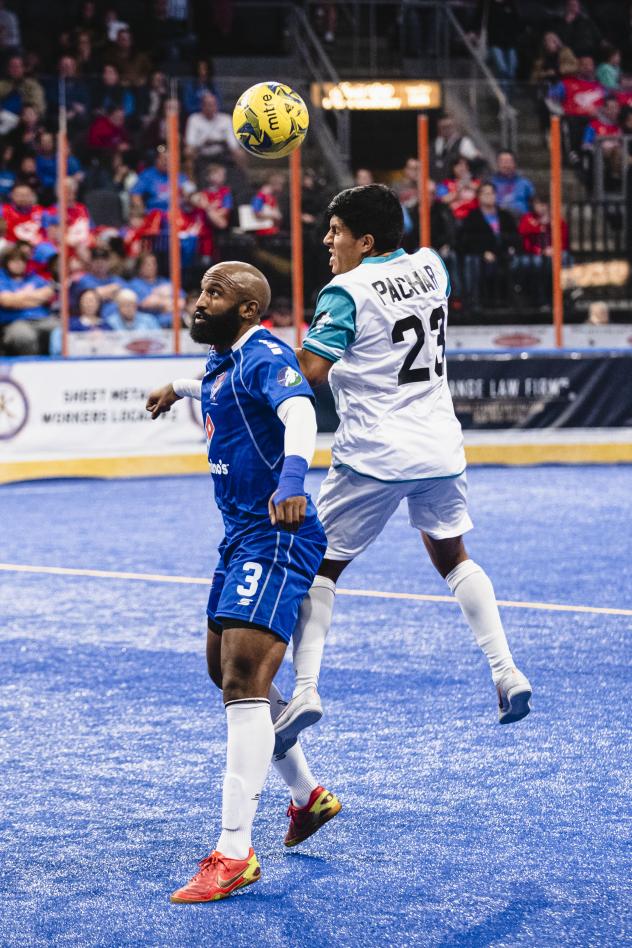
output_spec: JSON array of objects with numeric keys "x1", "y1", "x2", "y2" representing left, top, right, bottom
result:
[{"x1": 207, "y1": 519, "x2": 327, "y2": 643}]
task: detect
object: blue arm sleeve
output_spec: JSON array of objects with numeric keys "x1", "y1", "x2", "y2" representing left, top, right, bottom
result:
[{"x1": 303, "y1": 286, "x2": 356, "y2": 363}]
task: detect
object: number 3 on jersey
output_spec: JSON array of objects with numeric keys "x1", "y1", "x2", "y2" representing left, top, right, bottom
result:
[{"x1": 391, "y1": 306, "x2": 446, "y2": 385}]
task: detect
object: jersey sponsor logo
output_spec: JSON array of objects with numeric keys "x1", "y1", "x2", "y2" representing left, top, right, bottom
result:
[
  {"x1": 277, "y1": 366, "x2": 303, "y2": 387},
  {"x1": 209, "y1": 458, "x2": 229, "y2": 475},
  {"x1": 210, "y1": 371, "x2": 226, "y2": 400},
  {"x1": 205, "y1": 413, "x2": 215, "y2": 441},
  {"x1": 237, "y1": 597, "x2": 253, "y2": 606}
]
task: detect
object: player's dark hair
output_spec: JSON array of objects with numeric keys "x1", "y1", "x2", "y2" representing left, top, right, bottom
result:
[{"x1": 327, "y1": 184, "x2": 404, "y2": 253}]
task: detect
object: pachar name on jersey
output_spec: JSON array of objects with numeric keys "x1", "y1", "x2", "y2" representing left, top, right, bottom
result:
[{"x1": 370, "y1": 265, "x2": 439, "y2": 305}]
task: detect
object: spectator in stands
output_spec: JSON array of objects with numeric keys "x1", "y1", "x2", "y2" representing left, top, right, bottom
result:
[
  {"x1": 480, "y1": 0, "x2": 520, "y2": 92},
  {"x1": 15, "y1": 155, "x2": 41, "y2": 194},
  {"x1": 354, "y1": 168, "x2": 374, "y2": 186},
  {"x1": 518, "y1": 195, "x2": 569, "y2": 256},
  {"x1": 104, "y1": 9, "x2": 130, "y2": 44},
  {"x1": 105, "y1": 288, "x2": 160, "y2": 331},
  {"x1": 457, "y1": 182, "x2": 521, "y2": 308},
  {"x1": 129, "y1": 146, "x2": 190, "y2": 212},
  {"x1": 94, "y1": 64, "x2": 136, "y2": 119},
  {"x1": 75, "y1": 0, "x2": 105, "y2": 47},
  {"x1": 0, "y1": 55, "x2": 46, "y2": 118},
  {"x1": 139, "y1": 70, "x2": 168, "y2": 149},
  {"x1": 43, "y1": 177, "x2": 92, "y2": 261},
  {"x1": 76, "y1": 30, "x2": 102, "y2": 76},
  {"x1": 582, "y1": 94, "x2": 621, "y2": 148},
  {"x1": 516, "y1": 195, "x2": 569, "y2": 306},
  {"x1": 0, "y1": 144, "x2": 15, "y2": 198},
  {"x1": 106, "y1": 26, "x2": 152, "y2": 87},
  {"x1": 7, "y1": 105, "x2": 45, "y2": 163},
  {"x1": 531, "y1": 32, "x2": 578, "y2": 85},
  {"x1": 69, "y1": 246, "x2": 125, "y2": 314},
  {"x1": 193, "y1": 162, "x2": 233, "y2": 232},
  {"x1": 596, "y1": 45, "x2": 623, "y2": 90},
  {"x1": 46, "y1": 56, "x2": 91, "y2": 134},
  {"x1": 395, "y1": 157, "x2": 419, "y2": 213},
  {"x1": 184, "y1": 92, "x2": 245, "y2": 176},
  {"x1": 0, "y1": 0, "x2": 21, "y2": 52},
  {"x1": 431, "y1": 113, "x2": 483, "y2": 179},
  {"x1": 87, "y1": 104, "x2": 130, "y2": 155},
  {"x1": 436, "y1": 157, "x2": 480, "y2": 219},
  {"x1": 548, "y1": 55, "x2": 606, "y2": 159},
  {"x1": 582, "y1": 94, "x2": 623, "y2": 191},
  {"x1": 35, "y1": 132, "x2": 83, "y2": 204},
  {"x1": 0, "y1": 245, "x2": 56, "y2": 355},
  {"x1": 182, "y1": 59, "x2": 222, "y2": 115},
  {"x1": 128, "y1": 251, "x2": 175, "y2": 326},
  {"x1": 49, "y1": 287, "x2": 111, "y2": 355},
  {"x1": 491, "y1": 149, "x2": 535, "y2": 217},
  {"x1": 1, "y1": 183, "x2": 46, "y2": 246},
  {"x1": 550, "y1": 0, "x2": 602, "y2": 59},
  {"x1": 251, "y1": 172, "x2": 284, "y2": 237}
]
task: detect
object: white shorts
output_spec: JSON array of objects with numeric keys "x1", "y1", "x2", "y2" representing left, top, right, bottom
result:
[{"x1": 317, "y1": 465, "x2": 473, "y2": 561}]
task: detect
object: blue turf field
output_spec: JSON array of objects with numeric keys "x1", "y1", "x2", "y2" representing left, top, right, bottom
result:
[{"x1": 1, "y1": 466, "x2": 631, "y2": 947}]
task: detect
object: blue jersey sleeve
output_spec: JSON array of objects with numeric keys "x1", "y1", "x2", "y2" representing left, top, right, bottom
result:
[
  {"x1": 303, "y1": 286, "x2": 356, "y2": 363},
  {"x1": 250, "y1": 347, "x2": 314, "y2": 411}
]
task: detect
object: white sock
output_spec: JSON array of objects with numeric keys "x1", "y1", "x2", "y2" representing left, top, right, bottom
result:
[
  {"x1": 291, "y1": 576, "x2": 336, "y2": 698},
  {"x1": 216, "y1": 698, "x2": 274, "y2": 859},
  {"x1": 269, "y1": 682, "x2": 319, "y2": 808},
  {"x1": 446, "y1": 560, "x2": 515, "y2": 684}
]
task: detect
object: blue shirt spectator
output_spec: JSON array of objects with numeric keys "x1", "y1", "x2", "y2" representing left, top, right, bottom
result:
[
  {"x1": 105, "y1": 288, "x2": 161, "y2": 331},
  {"x1": 130, "y1": 150, "x2": 190, "y2": 211},
  {"x1": 0, "y1": 249, "x2": 54, "y2": 324},
  {"x1": 491, "y1": 150, "x2": 535, "y2": 217},
  {"x1": 69, "y1": 248, "x2": 126, "y2": 316}
]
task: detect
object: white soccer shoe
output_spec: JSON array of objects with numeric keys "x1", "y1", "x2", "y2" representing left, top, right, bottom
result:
[
  {"x1": 273, "y1": 686, "x2": 323, "y2": 756},
  {"x1": 496, "y1": 668, "x2": 532, "y2": 724}
]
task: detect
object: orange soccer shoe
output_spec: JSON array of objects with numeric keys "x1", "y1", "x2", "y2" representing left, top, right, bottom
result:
[
  {"x1": 170, "y1": 848, "x2": 261, "y2": 904},
  {"x1": 284, "y1": 786, "x2": 342, "y2": 848}
]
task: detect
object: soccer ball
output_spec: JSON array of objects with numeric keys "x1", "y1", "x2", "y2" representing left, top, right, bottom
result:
[{"x1": 232, "y1": 81, "x2": 309, "y2": 159}]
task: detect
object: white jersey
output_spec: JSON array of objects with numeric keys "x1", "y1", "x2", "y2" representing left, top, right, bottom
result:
[{"x1": 303, "y1": 247, "x2": 465, "y2": 481}]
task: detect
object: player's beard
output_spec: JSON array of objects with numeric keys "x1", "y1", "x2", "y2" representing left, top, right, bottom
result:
[{"x1": 190, "y1": 303, "x2": 242, "y2": 348}]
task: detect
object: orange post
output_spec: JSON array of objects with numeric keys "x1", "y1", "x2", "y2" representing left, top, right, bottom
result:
[
  {"x1": 550, "y1": 115, "x2": 564, "y2": 348},
  {"x1": 417, "y1": 113, "x2": 431, "y2": 248},
  {"x1": 166, "y1": 98, "x2": 182, "y2": 355},
  {"x1": 290, "y1": 147, "x2": 304, "y2": 348},
  {"x1": 57, "y1": 104, "x2": 69, "y2": 357}
]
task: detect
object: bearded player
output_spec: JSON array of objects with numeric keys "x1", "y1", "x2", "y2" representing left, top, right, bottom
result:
[
  {"x1": 150, "y1": 186, "x2": 532, "y2": 753},
  {"x1": 152, "y1": 261, "x2": 340, "y2": 905}
]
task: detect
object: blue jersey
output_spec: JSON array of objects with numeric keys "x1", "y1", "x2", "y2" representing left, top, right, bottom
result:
[{"x1": 201, "y1": 325, "x2": 318, "y2": 544}]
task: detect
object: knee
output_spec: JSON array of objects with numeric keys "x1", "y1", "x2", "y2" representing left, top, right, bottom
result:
[{"x1": 221, "y1": 654, "x2": 262, "y2": 703}]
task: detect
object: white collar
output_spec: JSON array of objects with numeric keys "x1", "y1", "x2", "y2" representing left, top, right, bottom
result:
[{"x1": 231, "y1": 324, "x2": 264, "y2": 353}]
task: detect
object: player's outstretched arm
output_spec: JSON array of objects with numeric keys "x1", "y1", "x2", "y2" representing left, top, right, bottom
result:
[
  {"x1": 269, "y1": 396, "x2": 317, "y2": 532},
  {"x1": 145, "y1": 379, "x2": 202, "y2": 419}
]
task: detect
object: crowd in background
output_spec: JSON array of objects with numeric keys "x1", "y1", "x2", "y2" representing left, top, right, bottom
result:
[{"x1": 0, "y1": 0, "x2": 626, "y2": 354}]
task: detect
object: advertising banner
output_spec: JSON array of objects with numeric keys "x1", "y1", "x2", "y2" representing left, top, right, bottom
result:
[
  {"x1": 0, "y1": 356, "x2": 208, "y2": 480},
  {"x1": 315, "y1": 352, "x2": 632, "y2": 431}
]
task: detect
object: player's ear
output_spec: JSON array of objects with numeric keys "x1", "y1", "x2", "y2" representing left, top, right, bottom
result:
[
  {"x1": 240, "y1": 299, "x2": 259, "y2": 320},
  {"x1": 361, "y1": 233, "x2": 375, "y2": 254}
]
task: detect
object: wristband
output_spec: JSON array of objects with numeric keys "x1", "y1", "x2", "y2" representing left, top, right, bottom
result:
[{"x1": 275, "y1": 455, "x2": 308, "y2": 503}]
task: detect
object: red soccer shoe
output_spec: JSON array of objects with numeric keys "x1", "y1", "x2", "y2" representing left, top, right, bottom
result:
[
  {"x1": 284, "y1": 786, "x2": 342, "y2": 847},
  {"x1": 170, "y1": 848, "x2": 261, "y2": 904}
]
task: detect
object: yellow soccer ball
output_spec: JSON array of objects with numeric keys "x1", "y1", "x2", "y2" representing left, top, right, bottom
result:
[{"x1": 232, "y1": 81, "x2": 309, "y2": 159}]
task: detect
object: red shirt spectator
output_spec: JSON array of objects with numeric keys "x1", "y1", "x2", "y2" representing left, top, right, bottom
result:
[
  {"x1": 436, "y1": 158, "x2": 480, "y2": 219},
  {"x1": 251, "y1": 173, "x2": 284, "y2": 236},
  {"x1": 43, "y1": 178, "x2": 93, "y2": 258},
  {"x1": 518, "y1": 198, "x2": 569, "y2": 254},
  {"x1": 196, "y1": 163, "x2": 233, "y2": 231},
  {"x1": 87, "y1": 106, "x2": 130, "y2": 152},
  {"x1": 2, "y1": 183, "x2": 46, "y2": 245},
  {"x1": 550, "y1": 56, "x2": 605, "y2": 116}
]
